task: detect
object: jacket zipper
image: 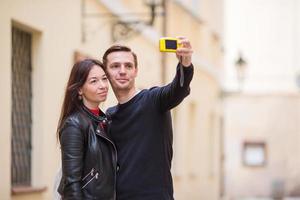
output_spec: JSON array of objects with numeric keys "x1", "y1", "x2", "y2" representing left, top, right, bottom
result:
[
  {"x1": 81, "y1": 172, "x2": 99, "y2": 189},
  {"x1": 96, "y1": 125, "x2": 118, "y2": 199},
  {"x1": 82, "y1": 168, "x2": 95, "y2": 181},
  {"x1": 95, "y1": 127, "x2": 117, "y2": 164}
]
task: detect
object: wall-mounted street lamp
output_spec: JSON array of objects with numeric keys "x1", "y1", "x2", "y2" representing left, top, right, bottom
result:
[
  {"x1": 111, "y1": 0, "x2": 165, "y2": 41},
  {"x1": 81, "y1": 0, "x2": 168, "y2": 84},
  {"x1": 235, "y1": 52, "x2": 247, "y2": 91},
  {"x1": 81, "y1": 0, "x2": 165, "y2": 42}
]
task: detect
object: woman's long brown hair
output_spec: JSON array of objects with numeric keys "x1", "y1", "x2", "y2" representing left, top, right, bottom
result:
[{"x1": 56, "y1": 59, "x2": 104, "y2": 141}]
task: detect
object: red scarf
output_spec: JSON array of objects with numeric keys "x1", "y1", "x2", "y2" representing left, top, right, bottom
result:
[
  {"x1": 88, "y1": 108, "x2": 107, "y2": 131},
  {"x1": 89, "y1": 108, "x2": 100, "y2": 116}
]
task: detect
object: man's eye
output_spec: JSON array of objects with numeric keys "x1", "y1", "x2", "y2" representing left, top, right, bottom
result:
[
  {"x1": 111, "y1": 64, "x2": 119, "y2": 68},
  {"x1": 102, "y1": 77, "x2": 108, "y2": 81},
  {"x1": 126, "y1": 64, "x2": 133, "y2": 69}
]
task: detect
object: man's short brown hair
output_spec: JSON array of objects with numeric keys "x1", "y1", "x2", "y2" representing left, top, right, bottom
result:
[{"x1": 102, "y1": 45, "x2": 138, "y2": 70}]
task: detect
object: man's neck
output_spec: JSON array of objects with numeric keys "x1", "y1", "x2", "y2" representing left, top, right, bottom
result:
[{"x1": 115, "y1": 87, "x2": 139, "y2": 104}]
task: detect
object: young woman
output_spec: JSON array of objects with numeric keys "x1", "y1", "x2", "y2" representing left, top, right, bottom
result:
[{"x1": 56, "y1": 59, "x2": 116, "y2": 200}]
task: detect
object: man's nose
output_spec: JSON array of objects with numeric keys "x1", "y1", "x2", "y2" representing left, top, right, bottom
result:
[{"x1": 119, "y1": 65, "x2": 126, "y2": 74}]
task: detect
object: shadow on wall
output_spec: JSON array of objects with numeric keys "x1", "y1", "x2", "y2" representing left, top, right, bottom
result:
[
  {"x1": 289, "y1": 184, "x2": 300, "y2": 197},
  {"x1": 270, "y1": 178, "x2": 300, "y2": 199}
]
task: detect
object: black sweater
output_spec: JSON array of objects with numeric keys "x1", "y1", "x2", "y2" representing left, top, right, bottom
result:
[{"x1": 107, "y1": 64, "x2": 194, "y2": 200}]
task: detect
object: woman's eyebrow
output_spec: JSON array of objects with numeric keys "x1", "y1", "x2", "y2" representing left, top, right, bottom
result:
[{"x1": 87, "y1": 76, "x2": 99, "y2": 80}]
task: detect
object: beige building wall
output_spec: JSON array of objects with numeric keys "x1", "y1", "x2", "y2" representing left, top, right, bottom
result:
[
  {"x1": 167, "y1": 2, "x2": 223, "y2": 200},
  {"x1": 0, "y1": 0, "x2": 224, "y2": 199},
  {"x1": 0, "y1": 0, "x2": 81, "y2": 199},
  {"x1": 223, "y1": 93, "x2": 300, "y2": 199},
  {"x1": 223, "y1": 0, "x2": 300, "y2": 199},
  {"x1": 96, "y1": 1, "x2": 224, "y2": 199}
]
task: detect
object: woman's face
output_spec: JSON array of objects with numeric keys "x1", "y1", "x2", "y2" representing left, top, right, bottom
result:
[{"x1": 78, "y1": 65, "x2": 109, "y2": 109}]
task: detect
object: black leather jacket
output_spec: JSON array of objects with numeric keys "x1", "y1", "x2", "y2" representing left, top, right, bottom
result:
[{"x1": 58, "y1": 105, "x2": 117, "y2": 200}]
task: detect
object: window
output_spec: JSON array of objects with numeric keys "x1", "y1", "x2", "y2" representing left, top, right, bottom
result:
[
  {"x1": 242, "y1": 141, "x2": 267, "y2": 167},
  {"x1": 11, "y1": 27, "x2": 32, "y2": 186}
]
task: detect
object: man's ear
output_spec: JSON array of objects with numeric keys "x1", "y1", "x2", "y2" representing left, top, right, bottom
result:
[{"x1": 134, "y1": 67, "x2": 138, "y2": 78}]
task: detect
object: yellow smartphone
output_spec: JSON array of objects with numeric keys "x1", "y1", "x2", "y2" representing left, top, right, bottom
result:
[{"x1": 159, "y1": 37, "x2": 180, "y2": 52}]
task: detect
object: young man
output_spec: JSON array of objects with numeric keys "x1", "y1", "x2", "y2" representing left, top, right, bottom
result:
[{"x1": 103, "y1": 37, "x2": 194, "y2": 200}]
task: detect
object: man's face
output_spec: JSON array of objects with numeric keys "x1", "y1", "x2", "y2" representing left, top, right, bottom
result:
[{"x1": 105, "y1": 51, "x2": 138, "y2": 92}]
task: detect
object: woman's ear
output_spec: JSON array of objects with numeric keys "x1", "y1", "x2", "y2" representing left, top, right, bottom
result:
[
  {"x1": 78, "y1": 88, "x2": 83, "y2": 96},
  {"x1": 77, "y1": 88, "x2": 83, "y2": 101}
]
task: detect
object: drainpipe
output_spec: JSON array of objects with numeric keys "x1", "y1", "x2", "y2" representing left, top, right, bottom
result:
[{"x1": 161, "y1": 0, "x2": 167, "y2": 84}]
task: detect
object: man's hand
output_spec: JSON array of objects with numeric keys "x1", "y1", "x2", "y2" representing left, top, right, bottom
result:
[{"x1": 176, "y1": 36, "x2": 193, "y2": 67}]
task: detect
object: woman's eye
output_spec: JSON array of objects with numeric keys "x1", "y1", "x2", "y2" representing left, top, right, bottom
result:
[{"x1": 90, "y1": 79, "x2": 97, "y2": 84}]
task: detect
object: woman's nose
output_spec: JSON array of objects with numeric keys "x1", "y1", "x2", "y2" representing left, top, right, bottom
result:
[{"x1": 98, "y1": 80, "x2": 107, "y2": 89}]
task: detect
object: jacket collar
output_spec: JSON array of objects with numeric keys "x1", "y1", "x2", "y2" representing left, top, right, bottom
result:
[{"x1": 80, "y1": 104, "x2": 106, "y2": 123}]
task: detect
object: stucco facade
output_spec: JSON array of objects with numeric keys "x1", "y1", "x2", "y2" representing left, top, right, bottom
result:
[
  {"x1": 223, "y1": 0, "x2": 300, "y2": 198},
  {"x1": 223, "y1": 93, "x2": 300, "y2": 199},
  {"x1": 0, "y1": 0, "x2": 224, "y2": 199}
]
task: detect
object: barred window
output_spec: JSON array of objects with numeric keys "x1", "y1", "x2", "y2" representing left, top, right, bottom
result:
[{"x1": 11, "y1": 27, "x2": 32, "y2": 186}]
